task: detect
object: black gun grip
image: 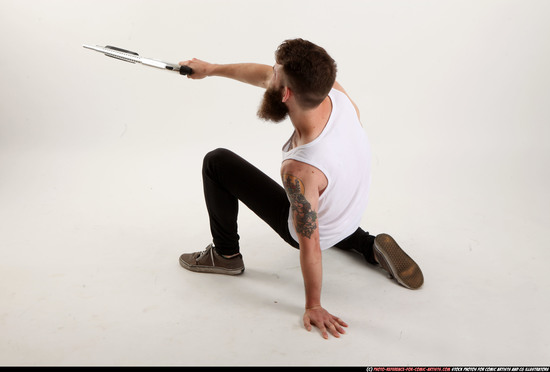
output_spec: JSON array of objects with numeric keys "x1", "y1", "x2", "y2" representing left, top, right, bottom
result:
[{"x1": 179, "y1": 65, "x2": 193, "y2": 76}]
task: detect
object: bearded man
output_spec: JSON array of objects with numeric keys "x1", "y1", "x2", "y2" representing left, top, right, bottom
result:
[{"x1": 178, "y1": 39, "x2": 424, "y2": 339}]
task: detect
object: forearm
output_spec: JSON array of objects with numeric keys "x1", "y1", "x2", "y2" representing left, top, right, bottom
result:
[
  {"x1": 180, "y1": 58, "x2": 273, "y2": 88},
  {"x1": 209, "y1": 63, "x2": 273, "y2": 88},
  {"x1": 300, "y1": 241, "x2": 323, "y2": 309}
]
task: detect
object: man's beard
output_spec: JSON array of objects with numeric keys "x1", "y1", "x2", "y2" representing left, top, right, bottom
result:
[{"x1": 257, "y1": 85, "x2": 289, "y2": 123}]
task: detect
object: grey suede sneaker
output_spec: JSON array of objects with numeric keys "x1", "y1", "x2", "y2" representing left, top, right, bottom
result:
[
  {"x1": 179, "y1": 244, "x2": 245, "y2": 275},
  {"x1": 373, "y1": 233, "x2": 424, "y2": 289}
]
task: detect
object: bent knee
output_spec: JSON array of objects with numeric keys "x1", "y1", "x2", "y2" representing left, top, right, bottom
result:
[
  {"x1": 203, "y1": 148, "x2": 233, "y2": 165},
  {"x1": 202, "y1": 148, "x2": 241, "y2": 176}
]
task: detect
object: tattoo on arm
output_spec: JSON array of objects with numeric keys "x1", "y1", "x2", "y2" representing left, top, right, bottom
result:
[{"x1": 283, "y1": 174, "x2": 318, "y2": 239}]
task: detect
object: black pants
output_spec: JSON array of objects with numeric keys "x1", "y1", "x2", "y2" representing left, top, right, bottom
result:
[{"x1": 202, "y1": 148, "x2": 376, "y2": 264}]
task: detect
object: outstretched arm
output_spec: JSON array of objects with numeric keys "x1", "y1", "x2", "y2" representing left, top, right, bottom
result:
[
  {"x1": 281, "y1": 161, "x2": 348, "y2": 339},
  {"x1": 179, "y1": 58, "x2": 273, "y2": 88}
]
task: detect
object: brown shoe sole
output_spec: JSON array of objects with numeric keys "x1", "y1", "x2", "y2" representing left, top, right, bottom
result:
[{"x1": 373, "y1": 234, "x2": 424, "y2": 289}]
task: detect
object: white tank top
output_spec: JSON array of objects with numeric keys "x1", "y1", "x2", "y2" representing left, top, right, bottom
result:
[{"x1": 282, "y1": 88, "x2": 371, "y2": 250}]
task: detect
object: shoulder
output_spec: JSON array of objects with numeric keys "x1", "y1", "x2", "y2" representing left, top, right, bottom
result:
[
  {"x1": 281, "y1": 159, "x2": 327, "y2": 196},
  {"x1": 281, "y1": 159, "x2": 319, "y2": 181},
  {"x1": 332, "y1": 81, "x2": 360, "y2": 119}
]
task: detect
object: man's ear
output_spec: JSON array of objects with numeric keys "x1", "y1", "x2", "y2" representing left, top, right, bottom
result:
[{"x1": 282, "y1": 86, "x2": 292, "y2": 103}]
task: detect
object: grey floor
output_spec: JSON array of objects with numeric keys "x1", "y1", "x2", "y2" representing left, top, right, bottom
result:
[{"x1": 1, "y1": 0, "x2": 549, "y2": 366}]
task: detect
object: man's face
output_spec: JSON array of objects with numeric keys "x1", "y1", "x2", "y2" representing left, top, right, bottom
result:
[{"x1": 257, "y1": 64, "x2": 289, "y2": 123}]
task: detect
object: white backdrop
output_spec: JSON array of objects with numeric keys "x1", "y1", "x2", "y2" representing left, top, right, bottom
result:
[{"x1": 1, "y1": 0, "x2": 549, "y2": 366}]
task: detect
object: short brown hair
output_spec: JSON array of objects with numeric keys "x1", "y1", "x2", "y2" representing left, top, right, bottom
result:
[{"x1": 275, "y1": 38, "x2": 337, "y2": 109}]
